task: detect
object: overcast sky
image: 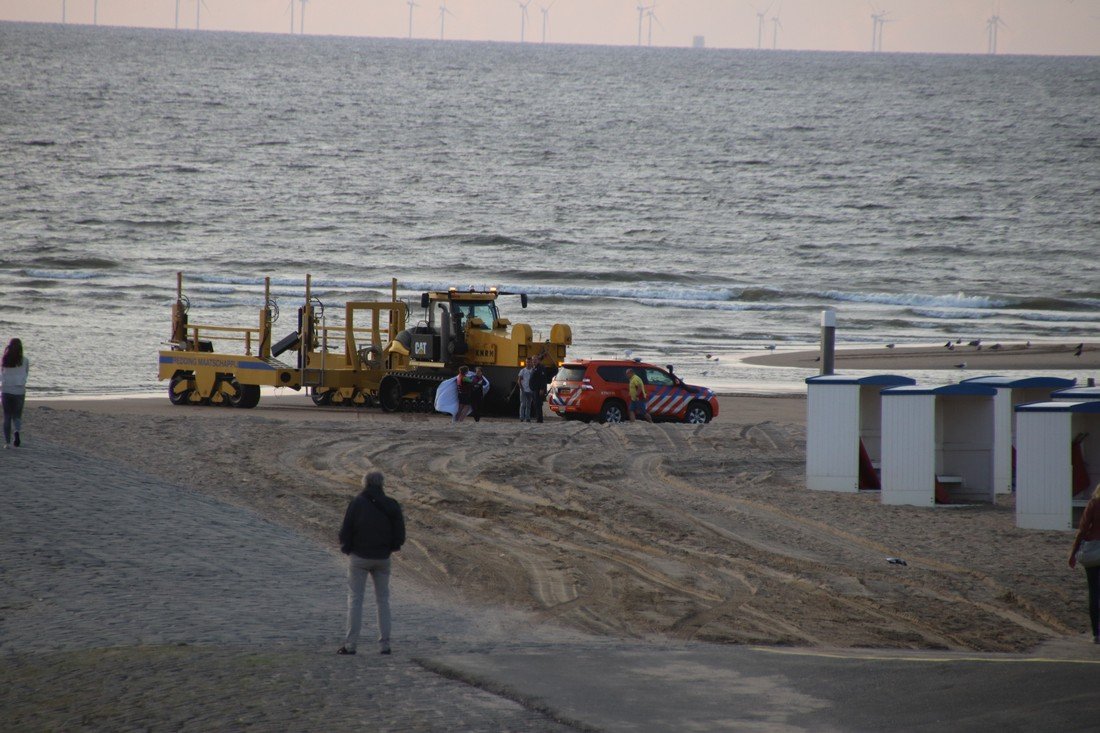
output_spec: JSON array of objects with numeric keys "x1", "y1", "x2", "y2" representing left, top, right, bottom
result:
[{"x1": 3, "y1": 1, "x2": 1098, "y2": 55}]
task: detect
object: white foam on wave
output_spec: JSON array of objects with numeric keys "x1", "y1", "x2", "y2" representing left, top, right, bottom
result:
[
  {"x1": 820, "y1": 290, "x2": 1007, "y2": 309},
  {"x1": 23, "y1": 268, "x2": 104, "y2": 280}
]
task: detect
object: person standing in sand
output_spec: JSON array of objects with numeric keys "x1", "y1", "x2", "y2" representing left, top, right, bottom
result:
[
  {"x1": 1069, "y1": 482, "x2": 1100, "y2": 644},
  {"x1": 2, "y1": 338, "x2": 29, "y2": 449},
  {"x1": 528, "y1": 352, "x2": 554, "y2": 423},
  {"x1": 338, "y1": 471, "x2": 406, "y2": 656},
  {"x1": 516, "y1": 358, "x2": 535, "y2": 422},
  {"x1": 626, "y1": 368, "x2": 653, "y2": 423},
  {"x1": 470, "y1": 366, "x2": 486, "y2": 422},
  {"x1": 454, "y1": 365, "x2": 472, "y2": 423}
]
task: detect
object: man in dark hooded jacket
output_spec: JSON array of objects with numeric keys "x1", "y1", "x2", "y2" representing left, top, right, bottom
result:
[{"x1": 337, "y1": 471, "x2": 405, "y2": 655}]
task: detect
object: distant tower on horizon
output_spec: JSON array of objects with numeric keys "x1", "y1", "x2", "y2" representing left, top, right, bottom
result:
[
  {"x1": 61, "y1": 0, "x2": 66, "y2": 24},
  {"x1": 439, "y1": 1, "x2": 454, "y2": 40},
  {"x1": 539, "y1": 1, "x2": 554, "y2": 44},
  {"x1": 870, "y1": 10, "x2": 892, "y2": 52},
  {"x1": 636, "y1": 2, "x2": 649, "y2": 46},
  {"x1": 285, "y1": 0, "x2": 295, "y2": 34},
  {"x1": 194, "y1": 0, "x2": 205, "y2": 31},
  {"x1": 93, "y1": 0, "x2": 98, "y2": 25},
  {"x1": 771, "y1": 11, "x2": 781, "y2": 50},
  {"x1": 987, "y1": 14, "x2": 1007, "y2": 54},
  {"x1": 754, "y1": 3, "x2": 772, "y2": 50},
  {"x1": 299, "y1": 0, "x2": 309, "y2": 34},
  {"x1": 517, "y1": 0, "x2": 532, "y2": 43},
  {"x1": 407, "y1": 0, "x2": 418, "y2": 39},
  {"x1": 646, "y1": 5, "x2": 661, "y2": 47},
  {"x1": 175, "y1": 0, "x2": 181, "y2": 30}
]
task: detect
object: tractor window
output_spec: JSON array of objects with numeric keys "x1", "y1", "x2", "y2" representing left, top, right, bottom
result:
[
  {"x1": 645, "y1": 368, "x2": 675, "y2": 387},
  {"x1": 453, "y1": 302, "x2": 497, "y2": 329}
]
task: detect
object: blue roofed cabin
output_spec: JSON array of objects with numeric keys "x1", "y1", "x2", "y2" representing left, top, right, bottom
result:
[
  {"x1": 1014, "y1": 400, "x2": 1100, "y2": 530},
  {"x1": 804, "y1": 374, "x2": 915, "y2": 492},
  {"x1": 960, "y1": 376, "x2": 1076, "y2": 495}
]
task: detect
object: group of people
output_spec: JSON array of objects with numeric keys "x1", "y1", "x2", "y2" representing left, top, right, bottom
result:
[
  {"x1": 452, "y1": 365, "x2": 487, "y2": 423},
  {"x1": 515, "y1": 353, "x2": 552, "y2": 423},
  {"x1": 1, "y1": 338, "x2": 28, "y2": 449}
]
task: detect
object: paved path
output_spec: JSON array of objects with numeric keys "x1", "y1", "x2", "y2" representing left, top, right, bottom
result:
[
  {"x1": 0, "y1": 442, "x2": 577, "y2": 731},
  {"x1": 3, "y1": 440, "x2": 1099, "y2": 732}
]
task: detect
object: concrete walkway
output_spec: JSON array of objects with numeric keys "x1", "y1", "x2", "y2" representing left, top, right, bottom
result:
[{"x1": 3, "y1": 441, "x2": 1098, "y2": 732}]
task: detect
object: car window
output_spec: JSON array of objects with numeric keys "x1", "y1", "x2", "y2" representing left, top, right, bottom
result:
[
  {"x1": 555, "y1": 366, "x2": 587, "y2": 382},
  {"x1": 596, "y1": 366, "x2": 633, "y2": 383},
  {"x1": 645, "y1": 368, "x2": 675, "y2": 387}
]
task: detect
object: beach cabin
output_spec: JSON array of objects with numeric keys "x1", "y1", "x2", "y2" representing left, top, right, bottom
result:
[
  {"x1": 1015, "y1": 400, "x2": 1100, "y2": 530},
  {"x1": 805, "y1": 374, "x2": 916, "y2": 492},
  {"x1": 1051, "y1": 386, "x2": 1100, "y2": 401},
  {"x1": 960, "y1": 376, "x2": 1076, "y2": 495},
  {"x1": 880, "y1": 383, "x2": 997, "y2": 506}
]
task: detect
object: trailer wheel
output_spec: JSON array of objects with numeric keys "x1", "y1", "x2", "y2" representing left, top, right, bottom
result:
[
  {"x1": 168, "y1": 373, "x2": 193, "y2": 406},
  {"x1": 230, "y1": 382, "x2": 261, "y2": 409},
  {"x1": 310, "y1": 387, "x2": 332, "y2": 406},
  {"x1": 379, "y1": 377, "x2": 402, "y2": 413}
]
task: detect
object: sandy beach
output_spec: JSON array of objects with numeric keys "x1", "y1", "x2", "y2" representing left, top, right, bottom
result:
[
  {"x1": 14, "y1": 389, "x2": 1091, "y2": 651},
  {"x1": 4, "y1": 383, "x2": 1099, "y2": 730}
]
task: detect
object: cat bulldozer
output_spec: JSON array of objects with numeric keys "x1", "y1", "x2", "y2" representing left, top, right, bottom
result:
[{"x1": 158, "y1": 273, "x2": 570, "y2": 414}]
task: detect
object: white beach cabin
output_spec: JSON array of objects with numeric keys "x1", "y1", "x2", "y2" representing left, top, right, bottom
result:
[
  {"x1": 880, "y1": 383, "x2": 997, "y2": 506},
  {"x1": 960, "y1": 376, "x2": 1076, "y2": 495},
  {"x1": 1051, "y1": 386, "x2": 1100, "y2": 401},
  {"x1": 805, "y1": 374, "x2": 916, "y2": 492},
  {"x1": 1014, "y1": 400, "x2": 1100, "y2": 530}
]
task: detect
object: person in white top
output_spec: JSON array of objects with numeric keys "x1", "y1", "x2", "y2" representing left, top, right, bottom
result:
[{"x1": 1, "y1": 338, "x2": 29, "y2": 448}]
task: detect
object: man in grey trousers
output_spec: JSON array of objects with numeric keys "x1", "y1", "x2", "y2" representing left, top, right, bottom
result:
[{"x1": 337, "y1": 471, "x2": 406, "y2": 655}]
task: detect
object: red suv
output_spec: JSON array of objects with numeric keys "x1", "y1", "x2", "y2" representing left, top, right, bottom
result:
[{"x1": 548, "y1": 359, "x2": 719, "y2": 424}]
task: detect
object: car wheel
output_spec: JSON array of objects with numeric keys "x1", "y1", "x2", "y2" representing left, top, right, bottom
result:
[
  {"x1": 600, "y1": 400, "x2": 626, "y2": 424},
  {"x1": 684, "y1": 401, "x2": 712, "y2": 424}
]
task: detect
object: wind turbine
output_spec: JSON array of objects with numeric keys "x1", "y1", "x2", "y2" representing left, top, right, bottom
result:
[
  {"x1": 93, "y1": 0, "x2": 98, "y2": 25},
  {"x1": 518, "y1": 0, "x2": 532, "y2": 43},
  {"x1": 753, "y1": 3, "x2": 772, "y2": 50},
  {"x1": 646, "y1": 4, "x2": 662, "y2": 47},
  {"x1": 61, "y1": 0, "x2": 66, "y2": 23},
  {"x1": 175, "y1": 0, "x2": 181, "y2": 29},
  {"x1": 407, "y1": 0, "x2": 418, "y2": 38},
  {"x1": 870, "y1": 10, "x2": 891, "y2": 52},
  {"x1": 299, "y1": 0, "x2": 309, "y2": 34},
  {"x1": 636, "y1": 2, "x2": 652, "y2": 46},
  {"x1": 987, "y1": 13, "x2": 1007, "y2": 54},
  {"x1": 194, "y1": 0, "x2": 206, "y2": 30},
  {"x1": 539, "y1": 1, "x2": 554, "y2": 44},
  {"x1": 439, "y1": 1, "x2": 454, "y2": 40},
  {"x1": 771, "y1": 9, "x2": 781, "y2": 49},
  {"x1": 285, "y1": 0, "x2": 295, "y2": 33}
]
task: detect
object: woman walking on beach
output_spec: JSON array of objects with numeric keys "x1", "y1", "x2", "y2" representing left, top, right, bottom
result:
[
  {"x1": 1069, "y1": 482, "x2": 1100, "y2": 643},
  {"x1": 1, "y1": 338, "x2": 28, "y2": 449}
]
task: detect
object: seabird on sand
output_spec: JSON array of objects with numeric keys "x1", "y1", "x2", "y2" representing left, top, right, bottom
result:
[
  {"x1": 954, "y1": 362, "x2": 967, "y2": 369},
  {"x1": 1074, "y1": 343, "x2": 1084, "y2": 357},
  {"x1": 886, "y1": 344, "x2": 895, "y2": 349}
]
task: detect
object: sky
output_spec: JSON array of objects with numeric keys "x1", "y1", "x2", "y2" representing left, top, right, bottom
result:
[{"x1": 2, "y1": 1, "x2": 1098, "y2": 56}]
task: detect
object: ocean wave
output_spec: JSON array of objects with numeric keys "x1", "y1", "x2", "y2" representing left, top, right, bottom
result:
[
  {"x1": 820, "y1": 290, "x2": 1009, "y2": 309},
  {"x1": 637, "y1": 299, "x2": 788, "y2": 312},
  {"x1": 30, "y1": 256, "x2": 118, "y2": 269},
  {"x1": 22, "y1": 268, "x2": 105, "y2": 281},
  {"x1": 908, "y1": 308, "x2": 997, "y2": 320}
]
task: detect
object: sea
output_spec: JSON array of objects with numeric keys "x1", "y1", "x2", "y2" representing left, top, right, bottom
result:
[{"x1": 1, "y1": 22, "x2": 1098, "y2": 398}]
